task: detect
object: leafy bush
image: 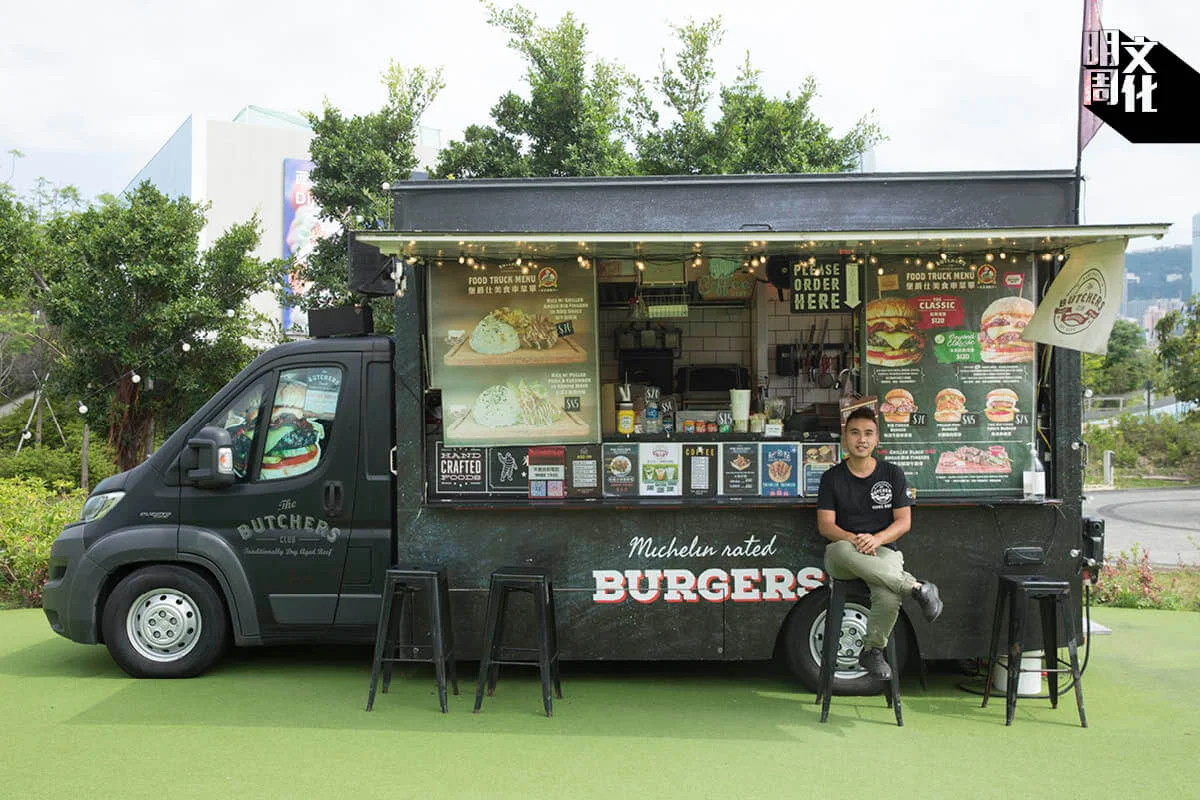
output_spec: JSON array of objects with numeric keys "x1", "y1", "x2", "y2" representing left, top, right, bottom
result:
[
  {"x1": 0, "y1": 398, "x2": 118, "y2": 488},
  {"x1": 1084, "y1": 412, "x2": 1200, "y2": 484},
  {"x1": 1094, "y1": 544, "x2": 1200, "y2": 612},
  {"x1": 0, "y1": 478, "x2": 85, "y2": 608}
]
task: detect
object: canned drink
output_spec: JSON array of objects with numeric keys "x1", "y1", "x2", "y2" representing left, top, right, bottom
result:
[
  {"x1": 706, "y1": 421, "x2": 717, "y2": 434},
  {"x1": 684, "y1": 419, "x2": 695, "y2": 434}
]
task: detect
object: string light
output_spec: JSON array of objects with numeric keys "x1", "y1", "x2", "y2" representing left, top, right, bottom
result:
[
  {"x1": 458, "y1": 255, "x2": 466, "y2": 264},
  {"x1": 985, "y1": 253, "x2": 995, "y2": 262},
  {"x1": 78, "y1": 403, "x2": 88, "y2": 415},
  {"x1": 180, "y1": 341, "x2": 191, "y2": 352},
  {"x1": 131, "y1": 373, "x2": 141, "y2": 384}
]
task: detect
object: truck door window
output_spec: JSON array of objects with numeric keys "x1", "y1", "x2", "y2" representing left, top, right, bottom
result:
[
  {"x1": 213, "y1": 380, "x2": 269, "y2": 481},
  {"x1": 260, "y1": 367, "x2": 344, "y2": 481}
]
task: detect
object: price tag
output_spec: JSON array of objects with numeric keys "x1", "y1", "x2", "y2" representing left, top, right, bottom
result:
[
  {"x1": 556, "y1": 320, "x2": 575, "y2": 337},
  {"x1": 909, "y1": 413, "x2": 928, "y2": 427},
  {"x1": 1014, "y1": 413, "x2": 1031, "y2": 426},
  {"x1": 563, "y1": 396, "x2": 582, "y2": 413},
  {"x1": 960, "y1": 412, "x2": 980, "y2": 427}
]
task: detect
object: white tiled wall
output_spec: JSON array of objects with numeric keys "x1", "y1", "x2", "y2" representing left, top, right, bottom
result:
[
  {"x1": 759, "y1": 289, "x2": 854, "y2": 409},
  {"x1": 598, "y1": 306, "x2": 752, "y2": 384}
]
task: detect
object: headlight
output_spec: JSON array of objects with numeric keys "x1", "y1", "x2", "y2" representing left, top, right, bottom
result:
[{"x1": 80, "y1": 491, "x2": 125, "y2": 522}]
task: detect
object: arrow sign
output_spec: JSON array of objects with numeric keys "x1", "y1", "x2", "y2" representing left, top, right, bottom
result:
[{"x1": 845, "y1": 262, "x2": 861, "y2": 308}]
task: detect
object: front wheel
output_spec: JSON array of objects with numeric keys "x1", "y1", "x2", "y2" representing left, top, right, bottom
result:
[
  {"x1": 783, "y1": 588, "x2": 909, "y2": 695},
  {"x1": 102, "y1": 565, "x2": 229, "y2": 678}
]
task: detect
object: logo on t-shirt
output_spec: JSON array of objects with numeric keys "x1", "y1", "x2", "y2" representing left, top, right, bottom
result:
[{"x1": 869, "y1": 480, "x2": 893, "y2": 510}]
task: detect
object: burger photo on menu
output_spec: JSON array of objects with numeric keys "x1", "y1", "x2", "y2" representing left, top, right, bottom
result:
[
  {"x1": 984, "y1": 388, "x2": 1019, "y2": 423},
  {"x1": 879, "y1": 388, "x2": 917, "y2": 423},
  {"x1": 979, "y1": 296, "x2": 1035, "y2": 363},
  {"x1": 261, "y1": 383, "x2": 325, "y2": 480},
  {"x1": 934, "y1": 387, "x2": 967, "y2": 423},
  {"x1": 866, "y1": 297, "x2": 925, "y2": 367}
]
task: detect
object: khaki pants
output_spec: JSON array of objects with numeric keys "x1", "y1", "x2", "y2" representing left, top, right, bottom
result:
[{"x1": 824, "y1": 540, "x2": 918, "y2": 650}]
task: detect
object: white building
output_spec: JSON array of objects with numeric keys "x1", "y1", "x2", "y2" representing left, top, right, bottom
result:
[{"x1": 126, "y1": 106, "x2": 441, "y2": 334}]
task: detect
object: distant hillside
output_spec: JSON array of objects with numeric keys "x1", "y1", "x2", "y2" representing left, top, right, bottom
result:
[{"x1": 1125, "y1": 244, "x2": 1191, "y2": 301}]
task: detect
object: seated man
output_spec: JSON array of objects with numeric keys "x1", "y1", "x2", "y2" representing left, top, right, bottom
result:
[{"x1": 816, "y1": 406, "x2": 944, "y2": 680}]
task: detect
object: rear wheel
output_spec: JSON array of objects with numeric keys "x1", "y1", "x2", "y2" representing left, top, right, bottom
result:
[
  {"x1": 102, "y1": 565, "x2": 229, "y2": 678},
  {"x1": 783, "y1": 588, "x2": 909, "y2": 695}
]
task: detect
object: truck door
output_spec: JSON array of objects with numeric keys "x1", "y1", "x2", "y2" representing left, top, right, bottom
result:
[{"x1": 180, "y1": 355, "x2": 361, "y2": 636}]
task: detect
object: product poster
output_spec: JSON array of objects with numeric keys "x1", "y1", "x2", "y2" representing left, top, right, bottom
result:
[
  {"x1": 565, "y1": 445, "x2": 602, "y2": 498},
  {"x1": 760, "y1": 443, "x2": 800, "y2": 497},
  {"x1": 428, "y1": 261, "x2": 600, "y2": 446},
  {"x1": 802, "y1": 444, "x2": 840, "y2": 497},
  {"x1": 682, "y1": 443, "x2": 718, "y2": 498},
  {"x1": 719, "y1": 443, "x2": 760, "y2": 495},
  {"x1": 602, "y1": 443, "x2": 639, "y2": 497},
  {"x1": 865, "y1": 259, "x2": 1037, "y2": 497},
  {"x1": 528, "y1": 446, "x2": 566, "y2": 499},
  {"x1": 433, "y1": 444, "x2": 487, "y2": 495},
  {"x1": 638, "y1": 443, "x2": 683, "y2": 497}
]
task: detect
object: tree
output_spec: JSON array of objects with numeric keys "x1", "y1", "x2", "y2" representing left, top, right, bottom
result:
[
  {"x1": 1156, "y1": 302, "x2": 1200, "y2": 404},
  {"x1": 42, "y1": 182, "x2": 278, "y2": 470},
  {"x1": 434, "y1": 4, "x2": 635, "y2": 179},
  {"x1": 1083, "y1": 318, "x2": 1160, "y2": 397},
  {"x1": 298, "y1": 61, "x2": 444, "y2": 316}
]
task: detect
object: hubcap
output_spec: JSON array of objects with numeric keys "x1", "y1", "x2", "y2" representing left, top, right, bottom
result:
[
  {"x1": 126, "y1": 588, "x2": 202, "y2": 663},
  {"x1": 809, "y1": 602, "x2": 871, "y2": 679}
]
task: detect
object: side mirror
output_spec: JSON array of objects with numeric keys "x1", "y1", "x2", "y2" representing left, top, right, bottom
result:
[{"x1": 184, "y1": 426, "x2": 236, "y2": 489}]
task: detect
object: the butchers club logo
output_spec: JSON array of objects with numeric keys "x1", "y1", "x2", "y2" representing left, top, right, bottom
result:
[
  {"x1": 537, "y1": 267, "x2": 559, "y2": 289},
  {"x1": 869, "y1": 480, "x2": 893, "y2": 508},
  {"x1": 236, "y1": 512, "x2": 340, "y2": 542},
  {"x1": 1053, "y1": 268, "x2": 1106, "y2": 335}
]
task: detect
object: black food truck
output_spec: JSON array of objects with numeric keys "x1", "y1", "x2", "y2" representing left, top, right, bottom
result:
[{"x1": 42, "y1": 172, "x2": 1164, "y2": 691}]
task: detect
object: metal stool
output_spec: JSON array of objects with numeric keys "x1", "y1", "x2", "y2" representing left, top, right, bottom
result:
[
  {"x1": 474, "y1": 566, "x2": 562, "y2": 717},
  {"x1": 981, "y1": 574, "x2": 1086, "y2": 727},
  {"x1": 366, "y1": 566, "x2": 458, "y2": 713},
  {"x1": 815, "y1": 577, "x2": 903, "y2": 726}
]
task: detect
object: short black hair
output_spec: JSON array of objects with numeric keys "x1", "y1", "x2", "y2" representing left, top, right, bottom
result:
[{"x1": 844, "y1": 406, "x2": 878, "y2": 427}]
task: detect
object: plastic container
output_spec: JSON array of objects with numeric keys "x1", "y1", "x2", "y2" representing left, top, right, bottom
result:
[{"x1": 991, "y1": 651, "x2": 1045, "y2": 697}]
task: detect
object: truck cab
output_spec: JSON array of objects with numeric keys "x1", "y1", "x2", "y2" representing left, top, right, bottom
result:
[{"x1": 42, "y1": 335, "x2": 394, "y2": 677}]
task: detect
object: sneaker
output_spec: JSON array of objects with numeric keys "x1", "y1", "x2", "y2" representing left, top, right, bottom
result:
[
  {"x1": 858, "y1": 647, "x2": 892, "y2": 680},
  {"x1": 913, "y1": 581, "x2": 944, "y2": 622}
]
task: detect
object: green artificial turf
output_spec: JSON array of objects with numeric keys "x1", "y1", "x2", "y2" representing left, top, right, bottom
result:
[{"x1": 1, "y1": 606, "x2": 1196, "y2": 798}]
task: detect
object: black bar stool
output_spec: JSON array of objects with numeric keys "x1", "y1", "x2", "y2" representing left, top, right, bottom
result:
[
  {"x1": 815, "y1": 577, "x2": 903, "y2": 726},
  {"x1": 366, "y1": 566, "x2": 458, "y2": 713},
  {"x1": 981, "y1": 574, "x2": 1086, "y2": 727},
  {"x1": 474, "y1": 566, "x2": 562, "y2": 717}
]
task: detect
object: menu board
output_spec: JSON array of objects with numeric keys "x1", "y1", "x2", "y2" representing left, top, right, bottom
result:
[
  {"x1": 638, "y1": 443, "x2": 683, "y2": 497},
  {"x1": 802, "y1": 444, "x2": 840, "y2": 497},
  {"x1": 565, "y1": 445, "x2": 601, "y2": 498},
  {"x1": 760, "y1": 443, "x2": 800, "y2": 497},
  {"x1": 428, "y1": 261, "x2": 600, "y2": 446},
  {"x1": 602, "y1": 443, "x2": 639, "y2": 497},
  {"x1": 683, "y1": 443, "x2": 718, "y2": 498},
  {"x1": 865, "y1": 260, "x2": 1037, "y2": 497},
  {"x1": 720, "y1": 443, "x2": 760, "y2": 495}
]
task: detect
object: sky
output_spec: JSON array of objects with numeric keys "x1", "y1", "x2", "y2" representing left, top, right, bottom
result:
[{"x1": 2, "y1": 0, "x2": 1197, "y2": 251}]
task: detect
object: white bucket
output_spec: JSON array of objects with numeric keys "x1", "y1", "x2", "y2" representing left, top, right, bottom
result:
[{"x1": 991, "y1": 650, "x2": 1044, "y2": 697}]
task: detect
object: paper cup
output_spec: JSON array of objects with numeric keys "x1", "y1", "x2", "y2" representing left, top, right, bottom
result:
[{"x1": 730, "y1": 389, "x2": 751, "y2": 422}]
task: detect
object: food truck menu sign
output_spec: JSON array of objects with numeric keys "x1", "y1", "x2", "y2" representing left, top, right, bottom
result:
[
  {"x1": 802, "y1": 444, "x2": 840, "y2": 497},
  {"x1": 639, "y1": 443, "x2": 683, "y2": 497},
  {"x1": 429, "y1": 262, "x2": 600, "y2": 446},
  {"x1": 865, "y1": 260, "x2": 1036, "y2": 497},
  {"x1": 565, "y1": 445, "x2": 601, "y2": 498},
  {"x1": 602, "y1": 443, "x2": 639, "y2": 497},
  {"x1": 683, "y1": 443, "x2": 718, "y2": 498},
  {"x1": 760, "y1": 443, "x2": 799, "y2": 497},
  {"x1": 719, "y1": 443, "x2": 760, "y2": 495}
]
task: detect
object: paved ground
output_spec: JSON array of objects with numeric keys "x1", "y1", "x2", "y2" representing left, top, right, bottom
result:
[{"x1": 1084, "y1": 487, "x2": 1200, "y2": 567}]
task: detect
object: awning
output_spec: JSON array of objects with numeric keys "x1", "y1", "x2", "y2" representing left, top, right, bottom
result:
[{"x1": 358, "y1": 223, "x2": 1170, "y2": 263}]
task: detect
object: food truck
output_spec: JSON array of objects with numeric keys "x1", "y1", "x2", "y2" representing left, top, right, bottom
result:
[{"x1": 42, "y1": 172, "x2": 1164, "y2": 690}]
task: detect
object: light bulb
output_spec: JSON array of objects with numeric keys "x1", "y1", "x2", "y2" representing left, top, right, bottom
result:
[
  {"x1": 180, "y1": 342, "x2": 191, "y2": 352},
  {"x1": 131, "y1": 373, "x2": 141, "y2": 384},
  {"x1": 78, "y1": 404, "x2": 88, "y2": 415},
  {"x1": 22, "y1": 430, "x2": 31, "y2": 440},
  {"x1": 225, "y1": 309, "x2": 236, "y2": 318},
  {"x1": 458, "y1": 255, "x2": 466, "y2": 264},
  {"x1": 985, "y1": 253, "x2": 995, "y2": 262}
]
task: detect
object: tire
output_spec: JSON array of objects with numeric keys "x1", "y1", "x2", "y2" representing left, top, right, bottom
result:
[
  {"x1": 783, "y1": 587, "x2": 910, "y2": 695},
  {"x1": 101, "y1": 565, "x2": 230, "y2": 678}
]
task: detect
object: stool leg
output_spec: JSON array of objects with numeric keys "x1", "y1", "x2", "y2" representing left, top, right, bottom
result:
[
  {"x1": 1039, "y1": 595, "x2": 1059, "y2": 709},
  {"x1": 546, "y1": 581, "x2": 563, "y2": 699},
  {"x1": 474, "y1": 578, "x2": 503, "y2": 713},
  {"x1": 1005, "y1": 587, "x2": 1027, "y2": 726},
  {"x1": 487, "y1": 588, "x2": 510, "y2": 696},
  {"x1": 981, "y1": 581, "x2": 1008, "y2": 709},
  {"x1": 366, "y1": 576, "x2": 397, "y2": 711},
  {"x1": 885, "y1": 634, "x2": 903, "y2": 727},
  {"x1": 1058, "y1": 593, "x2": 1088, "y2": 728},
  {"x1": 439, "y1": 574, "x2": 459, "y2": 696},
  {"x1": 382, "y1": 587, "x2": 408, "y2": 694},
  {"x1": 819, "y1": 585, "x2": 842, "y2": 723},
  {"x1": 429, "y1": 580, "x2": 449, "y2": 713},
  {"x1": 534, "y1": 584, "x2": 554, "y2": 717}
]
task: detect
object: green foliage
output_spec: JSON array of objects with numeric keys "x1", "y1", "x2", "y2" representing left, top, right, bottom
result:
[
  {"x1": 1094, "y1": 545, "x2": 1200, "y2": 611},
  {"x1": 1082, "y1": 319, "x2": 1161, "y2": 396},
  {"x1": 42, "y1": 182, "x2": 278, "y2": 470},
  {"x1": 1157, "y1": 298, "x2": 1200, "y2": 405},
  {"x1": 0, "y1": 478, "x2": 85, "y2": 607},
  {"x1": 299, "y1": 62, "x2": 444, "y2": 312},
  {"x1": 0, "y1": 398, "x2": 118, "y2": 488},
  {"x1": 1083, "y1": 413, "x2": 1200, "y2": 484},
  {"x1": 435, "y1": 4, "x2": 635, "y2": 179}
]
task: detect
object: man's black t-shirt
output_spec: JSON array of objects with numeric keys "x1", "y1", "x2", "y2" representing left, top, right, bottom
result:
[{"x1": 816, "y1": 459, "x2": 913, "y2": 545}]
